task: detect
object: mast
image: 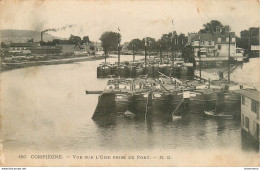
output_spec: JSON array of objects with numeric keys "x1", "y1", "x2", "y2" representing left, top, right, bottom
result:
[
  {"x1": 228, "y1": 33, "x2": 231, "y2": 82},
  {"x1": 171, "y1": 21, "x2": 175, "y2": 66},
  {"x1": 175, "y1": 36, "x2": 178, "y2": 62},
  {"x1": 160, "y1": 44, "x2": 162, "y2": 64},
  {"x1": 199, "y1": 34, "x2": 201, "y2": 82},
  {"x1": 172, "y1": 34, "x2": 174, "y2": 66},
  {"x1": 133, "y1": 44, "x2": 135, "y2": 62},
  {"x1": 118, "y1": 27, "x2": 121, "y2": 67},
  {"x1": 248, "y1": 30, "x2": 251, "y2": 58},
  {"x1": 145, "y1": 38, "x2": 147, "y2": 68}
]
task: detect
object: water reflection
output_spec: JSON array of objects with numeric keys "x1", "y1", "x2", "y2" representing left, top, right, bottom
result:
[
  {"x1": 241, "y1": 130, "x2": 259, "y2": 152},
  {"x1": 92, "y1": 112, "x2": 258, "y2": 152}
]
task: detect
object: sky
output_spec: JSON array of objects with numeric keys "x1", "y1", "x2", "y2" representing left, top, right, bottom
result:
[{"x1": 0, "y1": 0, "x2": 259, "y2": 43}]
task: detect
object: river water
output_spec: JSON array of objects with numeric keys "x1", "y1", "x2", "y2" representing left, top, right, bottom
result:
[{"x1": 0, "y1": 55, "x2": 259, "y2": 165}]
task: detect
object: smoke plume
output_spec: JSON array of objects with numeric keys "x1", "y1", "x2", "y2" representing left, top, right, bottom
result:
[{"x1": 42, "y1": 24, "x2": 75, "y2": 33}]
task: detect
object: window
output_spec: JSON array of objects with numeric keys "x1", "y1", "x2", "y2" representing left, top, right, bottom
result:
[
  {"x1": 242, "y1": 114, "x2": 244, "y2": 126},
  {"x1": 218, "y1": 45, "x2": 221, "y2": 50},
  {"x1": 251, "y1": 100, "x2": 259, "y2": 113},
  {"x1": 226, "y1": 38, "x2": 229, "y2": 42},
  {"x1": 242, "y1": 96, "x2": 245, "y2": 105},
  {"x1": 245, "y1": 117, "x2": 249, "y2": 129}
]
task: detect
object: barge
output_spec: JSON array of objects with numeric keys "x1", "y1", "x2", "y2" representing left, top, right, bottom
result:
[{"x1": 92, "y1": 78, "x2": 133, "y2": 119}]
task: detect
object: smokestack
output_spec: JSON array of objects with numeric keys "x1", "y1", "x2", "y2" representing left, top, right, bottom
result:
[
  {"x1": 41, "y1": 31, "x2": 43, "y2": 42},
  {"x1": 40, "y1": 25, "x2": 75, "y2": 43}
]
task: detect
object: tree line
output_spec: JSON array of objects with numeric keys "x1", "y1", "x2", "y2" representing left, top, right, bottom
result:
[
  {"x1": 99, "y1": 31, "x2": 188, "y2": 54},
  {"x1": 40, "y1": 35, "x2": 91, "y2": 46},
  {"x1": 236, "y1": 27, "x2": 259, "y2": 56}
]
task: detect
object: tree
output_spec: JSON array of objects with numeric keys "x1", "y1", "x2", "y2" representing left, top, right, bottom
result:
[
  {"x1": 156, "y1": 32, "x2": 188, "y2": 54},
  {"x1": 128, "y1": 39, "x2": 143, "y2": 51},
  {"x1": 100, "y1": 31, "x2": 121, "y2": 56},
  {"x1": 89, "y1": 44, "x2": 95, "y2": 51},
  {"x1": 177, "y1": 33, "x2": 188, "y2": 50},
  {"x1": 181, "y1": 45, "x2": 195, "y2": 63},
  {"x1": 142, "y1": 37, "x2": 156, "y2": 51},
  {"x1": 199, "y1": 20, "x2": 223, "y2": 34},
  {"x1": 158, "y1": 34, "x2": 171, "y2": 51},
  {"x1": 69, "y1": 35, "x2": 82, "y2": 44},
  {"x1": 1, "y1": 42, "x2": 7, "y2": 48},
  {"x1": 82, "y1": 36, "x2": 90, "y2": 43},
  {"x1": 237, "y1": 27, "x2": 259, "y2": 55},
  {"x1": 52, "y1": 39, "x2": 60, "y2": 45}
]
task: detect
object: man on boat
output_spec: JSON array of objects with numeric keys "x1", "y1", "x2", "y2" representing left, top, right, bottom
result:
[{"x1": 218, "y1": 71, "x2": 224, "y2": 80}]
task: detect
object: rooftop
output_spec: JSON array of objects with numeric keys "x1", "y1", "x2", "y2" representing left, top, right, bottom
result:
[
  {"x1": 190, "y1": 32, "x2": 236, "y2": 42},
  {"x1": 32, "y1": 46, "x2": 62, "y2": 50},
  {"x1": 10, "y1": 43, "x2": 33, "y2": 47},
  {"x1": 237, "y1": 89, "x2": 260, "y2": 102}
]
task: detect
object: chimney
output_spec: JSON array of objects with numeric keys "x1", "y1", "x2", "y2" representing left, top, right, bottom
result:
[{"x1": 41, "y1": 32, "x2": 43, "y2": 42}]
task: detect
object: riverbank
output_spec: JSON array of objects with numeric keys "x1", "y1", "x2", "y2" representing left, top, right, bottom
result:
[
  {"x1": 0, "y1": 53, "x2": 149, "y2": 72},
  {"x1": 0, "y1": 55, "x2": 106, "y2": 72}
]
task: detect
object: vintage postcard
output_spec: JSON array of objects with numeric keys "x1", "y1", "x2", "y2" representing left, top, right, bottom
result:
[{"x1": 0, "y1": 0, "x2": 259, "y2": 167}]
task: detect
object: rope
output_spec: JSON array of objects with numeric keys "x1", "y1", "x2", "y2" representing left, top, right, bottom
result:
[
  {"x1": 224, "y1": 64, "x2": 242, "y2": 78},
  {"x1": 172, "y1": 99, "x2": 184, "y2": 116},
  {"x1": 158, "y1": 71, "x2": 171, "y2": 79}
]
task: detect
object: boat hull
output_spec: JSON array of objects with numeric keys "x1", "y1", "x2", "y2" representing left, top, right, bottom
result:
[
  {"x1": 92, "y1": 92, "x2": 116, "y2": 119},
  {"x1": 115, "y1": 93, "x2": 133, "y2": 114},
  {"x1": 132, "y1": 92, "x2": 152, "y2": 119},
  {"x1": 151, "y1": 92, "x2": 171, "y2": 115},
  {"x1": 170, "y1": 92, "x2": 183, "y2": 116},
  {"x1": 189, "y1": 92, "x2": 205, "y2": 114}
]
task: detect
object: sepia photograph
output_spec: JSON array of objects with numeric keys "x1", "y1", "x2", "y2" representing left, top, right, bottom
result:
[{"x1": 0, "y1": 0, "x2": 259, "y2": 167}]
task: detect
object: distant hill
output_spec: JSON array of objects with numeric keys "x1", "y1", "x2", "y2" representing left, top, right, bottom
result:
[{"x1": 0, "y1": 29, "x2": 61, "y2": 43}]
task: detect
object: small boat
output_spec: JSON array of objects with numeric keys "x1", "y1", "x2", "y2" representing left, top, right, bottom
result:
[
  {"x1": 172, "y1": 115, "x2": 182, "y2": 120},
  {"x1": 204, "y1": 110, "x2": 233, "y2": 119},
  {"x1": 124, "y1": 110, "x2": 135, "y2": 118}
]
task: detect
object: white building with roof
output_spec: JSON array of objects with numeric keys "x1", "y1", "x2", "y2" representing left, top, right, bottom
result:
[{"x1": 239, "y1": 89, "x2": 260, "y2": 142}]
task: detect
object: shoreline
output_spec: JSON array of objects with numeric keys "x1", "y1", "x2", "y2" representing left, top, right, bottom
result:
[
  {"x1": 0, "y1": 54, "x2": 152, "y2": 72},
  {"x1": 0, "y1": 55, "x2": 106, "y2": 72}
]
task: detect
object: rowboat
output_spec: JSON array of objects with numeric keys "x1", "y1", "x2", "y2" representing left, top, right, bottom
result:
[{"x1": 204, "y1": 110, "x2": 233, "y2": 119}]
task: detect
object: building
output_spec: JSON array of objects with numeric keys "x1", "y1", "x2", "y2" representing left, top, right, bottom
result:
[
  {"x1": 188, "y1": 32, "x2": 236, "y2": 58},
  {"x1": 59, "y1": 44, "x2": 76, "y2": 54},
  {"x1": 240, "y1": 90, "x2": 260, "y2": 142},
  {"x1": 188, "y1": 28, "x2": 237, "y2": 68},
  {"x1": 59, "y1": 42, "x2": 96, "y2": 55},
  {"x1": 31, "y1": 45, "x2": 62, "y2": 54},
  {"x1": 9, "y1": 42, "x2": 39, "y2": 54}
]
